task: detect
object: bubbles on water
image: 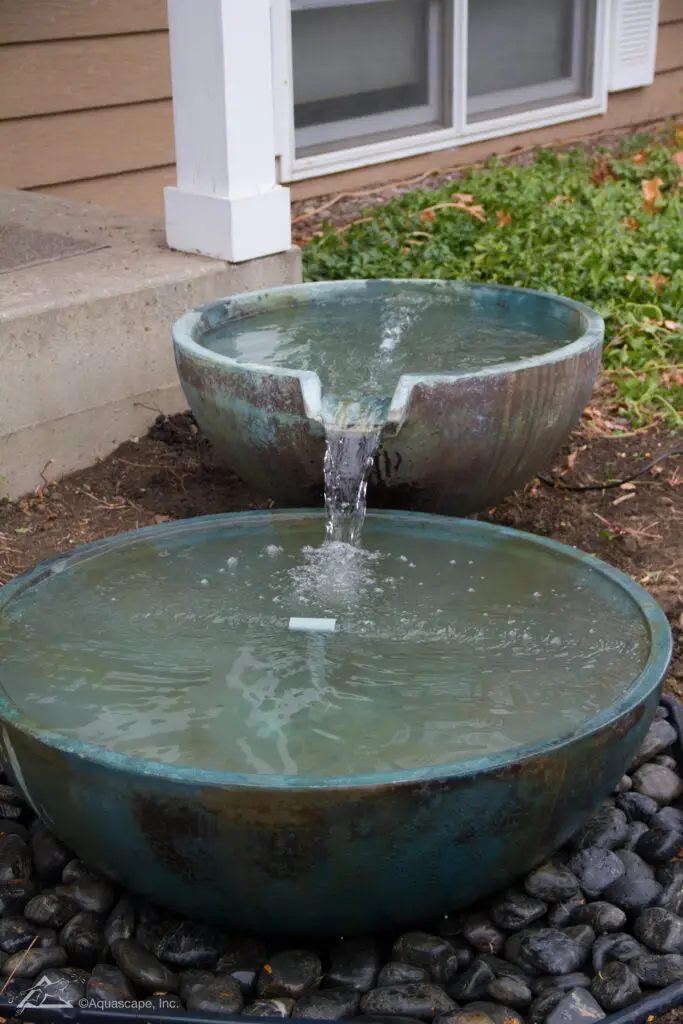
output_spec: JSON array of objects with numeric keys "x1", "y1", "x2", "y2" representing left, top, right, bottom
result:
[
  {"x1": 200, "y1": 579, "x2": 209, "y2": 586},
  {"x1": 227, "y1": 557, "x2": 239, "y2": 570},
  {"x1": 265, "y1": 545, "x2": 284, "y2": 558}
]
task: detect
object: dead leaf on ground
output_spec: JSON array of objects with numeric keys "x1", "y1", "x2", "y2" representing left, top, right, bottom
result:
[
  {"x1": 641, "y1": 176, "x2": 663, "y2": 214},
  {"x1": 672, "y1": 151, "x2": 683, "y2": 171},
  {"x1": 632, "y1": 152, "x2": 648, "y2": 165},
  {"x1": 664, "y1": 320, "x2": 682, "y2": 331},
  {"x1": 496, "y1": 210, "x2": 512, "y2": 228},
  {"x1": 421, "y1": 199, "x2": 486, "y2": 223},
  {"x1": 648, "y1": 272, "x2": 668, "y2": 293},
  {"x1": 567, "y1": 450, "x2": 579, "y2": 472},
  {"x1": 451, "y1": 192, "x2": 475, "y2": 203},
  {"x1": 547, "y1": 195, "x2": 574, "y2": 206},
  {"x1": 621, "y1": 216, "x2": 639, "y2": 231},
  {"x1": 420, "y1": 208, "x2": 436, "y2": 223},
  {"x1": 592, "y1": 154, "x2": 615, "y2": 185}
]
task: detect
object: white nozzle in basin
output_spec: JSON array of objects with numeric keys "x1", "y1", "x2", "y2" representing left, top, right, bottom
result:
[{"x1": 289, "y1": 617, "x2": 337, "y2": 633}]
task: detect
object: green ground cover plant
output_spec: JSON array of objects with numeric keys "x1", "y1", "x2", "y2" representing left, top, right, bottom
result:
[{"x1": 304, "y1": 132, "x2": 683, "y2": 427}]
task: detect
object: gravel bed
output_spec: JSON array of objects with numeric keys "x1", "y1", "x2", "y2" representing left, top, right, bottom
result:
[{"x1": 0, "y1": 707, "x2": 682, "y2": 1023}]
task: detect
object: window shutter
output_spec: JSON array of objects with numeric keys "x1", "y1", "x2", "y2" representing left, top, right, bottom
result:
[{"x1": 609, "y1": 0, "x2": 660, "y2": 91}]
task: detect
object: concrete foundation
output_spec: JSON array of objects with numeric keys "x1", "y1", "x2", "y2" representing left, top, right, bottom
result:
[{"x1": 0, "y1": 188, "x2": 301, "y2": 499}]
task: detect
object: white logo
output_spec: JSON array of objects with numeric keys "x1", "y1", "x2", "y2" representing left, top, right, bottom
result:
[{"x1": 13, "y1": 974, "x2": 75, "y2": 1012}]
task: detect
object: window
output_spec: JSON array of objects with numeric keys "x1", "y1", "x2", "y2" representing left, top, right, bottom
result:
[
  {"x1": 275, "y1": 0, "x2": 609, "y2": 179},
  {"x1": 291, "y1": 0, "x2": 448, "y2": 154},
  {"x1": 467, "y1": 0, "x2": 596, "y2": 122}
]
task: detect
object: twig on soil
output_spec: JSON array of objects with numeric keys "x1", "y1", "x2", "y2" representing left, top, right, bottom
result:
[
  {"x1": 593, "y1": 512, "x2": 662, "y2": 539},
  {"x1": 0, "y1": 935, "x2": 37, "y2": 993}
]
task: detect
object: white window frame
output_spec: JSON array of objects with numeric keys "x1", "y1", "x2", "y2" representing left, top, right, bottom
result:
[
  {"x1": 292, "y1": 0, "x2": 445, "y2": 152},
  {"x1": 273, "y1": 0, "x2": 610, "y2": 183}
]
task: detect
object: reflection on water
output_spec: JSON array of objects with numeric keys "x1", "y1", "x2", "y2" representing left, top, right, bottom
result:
[{"x1": 0, "y1": 520, "x2": 648, "y2": 776}]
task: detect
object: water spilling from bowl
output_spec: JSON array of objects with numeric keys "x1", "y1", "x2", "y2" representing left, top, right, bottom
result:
[{"x1": 0, "y1": 516, "x2": 649, "y2": 778}]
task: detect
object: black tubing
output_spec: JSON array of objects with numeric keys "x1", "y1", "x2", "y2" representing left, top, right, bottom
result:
[{"x1": 2, "y1": 699, "x2": 683, "y2": 1024}]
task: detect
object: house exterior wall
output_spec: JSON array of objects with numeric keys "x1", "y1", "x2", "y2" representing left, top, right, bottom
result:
[{"x1": 0, "y1": 0, "x2": 681, "y2": 215}]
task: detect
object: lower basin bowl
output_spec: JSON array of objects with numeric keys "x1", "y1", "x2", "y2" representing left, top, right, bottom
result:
[
  {"x1": 172, "y1": 279, "x2": 604, "y2": 516},
  {"x1": 0, "y1": 510, "x2": 671, "y2": 935}
]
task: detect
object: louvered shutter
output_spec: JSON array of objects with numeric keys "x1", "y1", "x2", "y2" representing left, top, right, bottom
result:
[{"x1": 609, "y1": 0, "x2": 660, "y2": 91}]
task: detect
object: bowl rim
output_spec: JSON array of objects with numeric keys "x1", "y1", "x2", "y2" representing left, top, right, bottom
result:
[
  {"x1": 171, "y1": 280, "x2": 605, "y2": 420},
  {"x1": 0, "y1": 509, "x2": 671, "y2": 792}
]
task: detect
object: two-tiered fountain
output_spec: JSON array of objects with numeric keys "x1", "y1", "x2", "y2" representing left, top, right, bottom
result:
[{"x1": 0, "y1": 280, "x2": 672, "y2": 940}]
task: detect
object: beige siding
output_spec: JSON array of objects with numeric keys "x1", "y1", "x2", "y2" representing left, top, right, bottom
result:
[{"x1": 0, "y1": 0, "x2": 681, "y2": 216}]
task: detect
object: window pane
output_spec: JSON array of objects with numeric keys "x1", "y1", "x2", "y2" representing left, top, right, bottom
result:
[
  {"x1": 292, "y1": 0, "x2": 446, "y2": 155},
  {"x1": 467, "y1": 0, "x2": 595, "y2": 122}
]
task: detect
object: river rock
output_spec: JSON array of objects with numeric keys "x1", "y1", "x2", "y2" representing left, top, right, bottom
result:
[
  {"x1": 548, "y1": 894, "x2": 585, "y2": 929},
  {"x1": 630, "y1": 719, "x2": 678, "y2": 770},
  {"x1": 0, "y1": 783, "x2": 24, "y2": 807},
  {"x1": 652, "y1": 806, "x2": 683, "y2": 831},
  {"x1": 435, "y1": 1014, "x2": 494, "y2": 1024},
  {"x1": 0, "y1": 834, "x2": 31, "y2": 884},
  {"x1": 464, "y1": 1002, "x2": 524, "y2": 1024},
  {"x1": 31, "y1": 832, "x2": 72, "y2": 885},
  {"x1": 461, "y1": 913, "x2": 505, "y2": 954},
  {"x1": 257, "y1": 950, "x2": 322, "y2": 999},
  {"x1": 657, "y1": 861, "x2": 683, "y2": 887},
  {"x1": 577, "y1": 902, "x2": 625, "y2": 934},
  {"x1": 1, "y1": 945, "x2": 67, "y2": 977},
  {"x1": 360, "y1": 983, "x2": 457, "y2": 1020},
  {"x1": 564, "y1": 925, "x2": 595, "y2": 958},
  {"x1": 243, "y1": 998, "x2": 295, "y2": 1017},
  {"x1": 216, "y1": 933, "x2": 268, "y2": 973},
  {"x1": 86, "y1": 964, "x2": 136, "y2": 1001},
  {"x1": 633, "y1": 906, "x2": 683, "y2": 953},
  {"x1": 525, "y1": 861, "x2": 580, "y2": 903},
  {"x1": 635, "y1": 827, "x2": 683, "y2": 863},
  {"x1": 327, "y1": 938, "x2": 378, "y2": 992},
  {"x1": 630, "y1": 952, "x2": 683, "y2": 986},
  {"x1": 450, "y1": 959, "x2": 495, "y2": 1001},
  {"x1": 185, "y1": 974, "x2": 244, "y2": 1014},
  {"x1": 655, "y1": 755, "x2": 678, "y2": 769},
  {"x1": 658, "y1": 879, "x2": 683, "y2": 916},
  {"x1": 379, "y1": 963, "x2": 429, "y2": 987},
  {"x1": 179, "y1": 969, "x2": 215, "y2": 1003},
  {"x1": 24, "y1": 890, "x2": 79, "y2": 929},
  {"x1": 296, "y1": 986, "x2": 360, "y2": 1019},
  {"x1": 393, "y1": 933, "x2": 454, "y2": 973},
  {"x1": 479, "y1": 954, "x2": 532, "y2": 982},
  {"x1": 0, "y1": 879, "x2": 38, "y2": 916},
  {"x1": 623, "y1": 822, "x2": 650, "y2": 851},
  {"x1": 156, "y1": 919, "x2": 222, "y2": 969},
  {"x1": 37, "y1": 967, "x2": 88, "y2": 1005},
  {"x1": 632, "y1": 763, "x2": 683, "y2": 804},
  {"x1": 568, "y1": 806, "x2": 628, "y2": 851},
  {"x1": 592, "y1": 933, "x2": 644, "y2": 971},
  {"x1": 533, "y1": 972, "x2": 592, "y2": 994},
  {"x1": 57, "y1": 876, "x2": 116, "y2": 915},
  {"x1": 0, "y1": 820, "x2": 28, "y2": 841},
  {"x1": 566, "y1": 848, "x2": 624, "y2": 899},
  {"x1": 111, "y1": 937, "x2": 177, "y2": 992},
  {"x1": 603, "y1": 851, "x2": 662, "y2": 912},
  {"x1": 546, "y1": 988, "x2": 605, "y2": 1024},
  {"x1": 519, "y1": 929, "x2": 586, "y2": 974},
  {"x1": 614, "y1": 776, "x2": 632, "y2": 793},
  {"x1": 615, "y1": 792, "x2": 659, "y2": 823},
  {"x1": 0, "y1": 915, "x2": 57, "y2": 954},
  {"x1": 590, "y1": 961, "x2": 640, "y2": 1012},
  {"x1": 62, "y1": 860, "x2": 99, "y2": 883},
  {"x1": 60, "y1": 910, "x2": 106, "y2": 967},
  {"x1": 104, "y1": 896, "x2": 136, "y2": 946},
  {"x1": 529, "y1": 989, "x2": 563, "y2": 1023},
  {"x1": 490, "y1": 890, "x2": 547, "y2": 931},
  {"x1": 487, "y1": 975, "x2": 532, "y2": 1008}
]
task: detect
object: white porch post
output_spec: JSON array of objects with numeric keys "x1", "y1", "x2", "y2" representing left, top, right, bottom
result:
[{"x1": 164, "y1": 0, "x2": 291, "y2": 264}]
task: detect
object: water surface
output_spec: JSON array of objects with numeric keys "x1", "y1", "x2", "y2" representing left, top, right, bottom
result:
[{"x1": 0, "y1": 519, "x2": 648, "y2": 776}]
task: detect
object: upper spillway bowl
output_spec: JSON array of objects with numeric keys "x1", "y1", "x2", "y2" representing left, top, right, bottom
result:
[
  {"x1": 172, "y1": 279, "x2": 604, "y2": 516},
  {"x1": 0, "y1": 510, "x2": 671, "y2": 936}
]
